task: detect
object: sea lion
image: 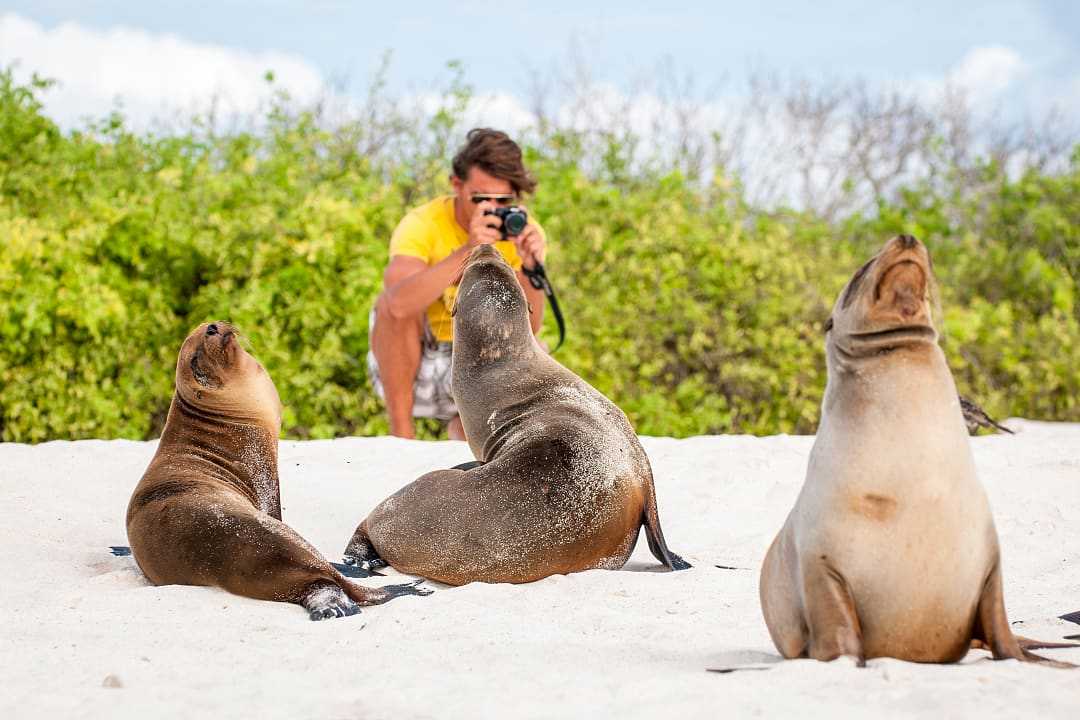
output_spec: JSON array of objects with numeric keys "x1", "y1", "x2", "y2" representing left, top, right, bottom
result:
[
  {"x1": 759, "y1": 235, "x2": 1075, "y2": 666},
  {"x1": 344, "y1": 244, "x2": 689, "y2": 585},
  {"x1": 127, "y1": 322, "x2": 430, "y2": 620}
]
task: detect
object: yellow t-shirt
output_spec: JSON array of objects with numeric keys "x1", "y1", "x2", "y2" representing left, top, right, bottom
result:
[{"x1": 389, "y1": 196, "x2": 542, "y2": 342}]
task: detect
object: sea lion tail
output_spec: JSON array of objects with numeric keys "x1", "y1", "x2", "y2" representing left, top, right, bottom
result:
[{"x1": 641, "y1": 483, "x2": 691, "y2": 571}]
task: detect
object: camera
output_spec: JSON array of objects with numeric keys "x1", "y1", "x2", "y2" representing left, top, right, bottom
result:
[{"x1": 484, "y1": 206, "x2": 528, "y2": 239}]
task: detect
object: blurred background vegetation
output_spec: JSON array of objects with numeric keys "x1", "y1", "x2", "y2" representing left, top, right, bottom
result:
[{"x1": 1, "y1": 64, "x2": 1077, "y2": 442}]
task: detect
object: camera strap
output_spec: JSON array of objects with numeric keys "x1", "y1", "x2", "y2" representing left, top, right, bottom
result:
[{"x1": 522, "y1": 263, "x2": 565, "y2": 352}]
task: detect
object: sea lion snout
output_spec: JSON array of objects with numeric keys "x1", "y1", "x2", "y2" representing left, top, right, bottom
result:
[
  {"x1": 871, "y1": 236, "x2": 931, "y2": 321},
  {"x1": 464, "y1": 243, "x2": 509, "y2": 272},
  {"x1": 875, "y1": 261, "x2": 926, "y2": 319}
]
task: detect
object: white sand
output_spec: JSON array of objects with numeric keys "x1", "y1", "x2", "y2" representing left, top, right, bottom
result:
[{"x1": 2, "y1": 420, "x2": 1078, "y2": 719}]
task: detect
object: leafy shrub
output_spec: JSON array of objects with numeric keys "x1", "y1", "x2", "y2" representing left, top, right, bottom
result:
[{"x1": 1, "y1": 70, "x2": 1077, "y2": 441}]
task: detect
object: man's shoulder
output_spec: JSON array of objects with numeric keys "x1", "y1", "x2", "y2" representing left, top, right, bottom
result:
[
  {"x1": 399, "y1": 196, "x2": 453, "y2": 228},
  {"x1": 390, "y1": 196, "x2": 455, "y2": 259}
]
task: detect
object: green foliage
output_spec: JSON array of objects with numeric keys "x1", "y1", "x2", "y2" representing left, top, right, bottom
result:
[{"x1": 1, "y1": 69, "x2": 1077, "y2": 441}]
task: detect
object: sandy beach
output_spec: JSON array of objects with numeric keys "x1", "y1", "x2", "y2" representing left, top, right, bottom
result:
[{"x1": 2, "y1": 420, "x2": 1078, "y2": 719}]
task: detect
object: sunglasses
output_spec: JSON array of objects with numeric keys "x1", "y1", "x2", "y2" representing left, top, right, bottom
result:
[{"x1": 470, "y1": 193, "x2": 517, "y2": 206}]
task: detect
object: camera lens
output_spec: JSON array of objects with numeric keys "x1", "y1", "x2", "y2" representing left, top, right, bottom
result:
[{"x1": 503, "y1": 209, "x2": 527, "y2": 236}]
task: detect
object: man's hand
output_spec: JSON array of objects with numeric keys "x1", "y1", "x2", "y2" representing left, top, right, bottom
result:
[
  {"x1": 467, "y1": 200, "x2": 504, "y2": 247},
  {"x1": 513, "y1": 217, "x2": 546, "y2": 270}
]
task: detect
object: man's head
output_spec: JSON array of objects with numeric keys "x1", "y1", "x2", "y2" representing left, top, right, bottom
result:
[{"x1": 450, "y1": 128, "x2": 536, "y2": 225}]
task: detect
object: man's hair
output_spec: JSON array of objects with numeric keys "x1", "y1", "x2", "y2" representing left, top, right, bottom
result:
[{"x1": 451, "y1": 128, "x2": 537, "y2": 195}]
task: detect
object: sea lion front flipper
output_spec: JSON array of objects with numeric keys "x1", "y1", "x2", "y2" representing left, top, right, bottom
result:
[
  {"x1": 973, "y1": 561, "x2": 1076, "y2": 667},
  {"x1": 343, "y1": 521, "x2": 389, "y2": 573},
  {"x1": 109, "y1": 546, "x2": 132, "y2": 557},
  {"x1": 802, "y1": 557, "x2": 865, "y2": 666}
]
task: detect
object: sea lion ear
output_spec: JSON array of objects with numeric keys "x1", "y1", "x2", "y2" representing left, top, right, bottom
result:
[
  {"x1": 527, "y1": 301, "x2": 534, "y2": 315},
  {"x1": 824, "y1": 317, "x2": 834, "y2": 333},
  {"x1": 450, "y1": 301, "x2": 458, "y2": 317}
]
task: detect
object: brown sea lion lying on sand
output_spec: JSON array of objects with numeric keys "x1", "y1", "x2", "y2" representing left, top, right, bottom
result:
[
  {"x1": 344, "y1": 245, "x2": 689, "y2": 585},
  {"x1": 127, "y1": 322, "x2": 430, "y2": 620}
]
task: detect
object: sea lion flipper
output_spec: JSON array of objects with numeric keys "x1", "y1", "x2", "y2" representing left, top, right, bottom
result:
[
  {"x1": 641, "y1": 484, "x2": 691, "y2": 571},
  {"x1": 451, "y1": 460, "x2": 485, "y2": 471},
  {"x1": 1013, "y1": 636, "x2": 1080, "y2": 651},
  {"x1": 973, "y1": 562, "x2": 1077, "y2": 667},
  {"x1": 331, "y1": 561, "x2": 385, "y2": 578},
  {"x1": 302, "y1": 582, "x2": 362, "y2": 622},
  {"x1": 361, "y1": 578, "x2": 434, "y2": 605},
  {"x1": 343, "y1": 521, "x2": 389, "y2": 573},
  {"x1": 802, "y1": 559, "x2": 865, "y2": 666},
  {"x1": 109, "y1": 546, "x2": 132, "y2": 557}
]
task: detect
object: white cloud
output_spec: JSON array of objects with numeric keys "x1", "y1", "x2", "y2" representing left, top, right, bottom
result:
[
  {"x1": 947, "y1": 45, "x2": 1028, "y2": 105},
  {"x1": 0, "y1": 12, "x2": 326, "y2": 128}
]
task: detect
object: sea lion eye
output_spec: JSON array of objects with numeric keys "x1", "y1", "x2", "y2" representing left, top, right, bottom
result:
[{"x1": 824, "y1": 317, "x2": 834, "y2": 333}]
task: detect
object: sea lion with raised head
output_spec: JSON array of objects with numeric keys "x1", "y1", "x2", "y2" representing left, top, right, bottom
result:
[
  {"x1": 759, "y1": 235, "x2": 1075, "y2": 666},
  {"x1": 127, "y1": 322, "x2": 430, "y2": 620},
  {"x1": 344, "y1": 244, "x2": 689, "y2": 585}
]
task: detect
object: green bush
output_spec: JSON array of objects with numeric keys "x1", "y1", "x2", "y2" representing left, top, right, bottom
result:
[{"x1": 1, "y1": 70, "x2": 1077, "y2": 441}]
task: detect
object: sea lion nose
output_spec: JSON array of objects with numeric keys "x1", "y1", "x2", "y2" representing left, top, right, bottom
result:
[
  {"x1": 206, "y1": 324, "x2": 219, "y2": 336},
  {"x1": 896, "y1": 234, "x2": 919, "y2": 250}
]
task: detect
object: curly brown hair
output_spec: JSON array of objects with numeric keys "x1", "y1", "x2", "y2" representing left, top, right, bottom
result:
[{"x1": 451, "y1": 128, "x2": 537, "y2": 195}]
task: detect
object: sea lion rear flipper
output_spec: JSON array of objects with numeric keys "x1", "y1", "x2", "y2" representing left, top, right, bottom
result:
[
  {"x1": 356, "y1": 578, "x2": 434, "y2": 605},
  {"x1": 1012, "y1": 636, "x2": 1080, "y2": 650},
  {"x1": 331, "y1": 561, "x2": 385, "y2": 578},
  {"x1": 641, "y1": 484, "x2": 691, "y2": 571},
  {"x1": 973, "y1": 561, "x2": 1077, "y2": 667},
  {"x1": 451, "y1": 460, "x2": 485, "y2": 471}
]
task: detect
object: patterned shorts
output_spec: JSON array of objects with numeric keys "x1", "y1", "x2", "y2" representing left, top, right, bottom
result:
[{"x1": 367, "y1": 311, "x2": 457, "y2": 421}]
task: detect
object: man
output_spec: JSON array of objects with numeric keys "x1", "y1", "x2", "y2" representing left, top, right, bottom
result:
[{"x1": 368, "y1": 128, "x2": 548, "y2": 440}]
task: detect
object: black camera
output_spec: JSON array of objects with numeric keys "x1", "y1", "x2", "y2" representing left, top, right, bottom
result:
[{"x1": 484, "y1": 206, "x2": 528, "y2": 239}]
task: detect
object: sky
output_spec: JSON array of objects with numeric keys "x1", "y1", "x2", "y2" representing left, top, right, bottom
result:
[{"x1": 1, "y1": 1, "x2": 1078, "y2": 130}]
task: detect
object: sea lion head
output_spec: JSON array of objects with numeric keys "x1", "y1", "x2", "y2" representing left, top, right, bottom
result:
[
  {"x1": 175, "y1": 321, "x2": 282, "y2": 427},
  {"x1": 826, "y1": 235, "x2": 938, "y2": 356},
  {"x1": 453, "y1": 245, "x2": 534, "y2": 363}
]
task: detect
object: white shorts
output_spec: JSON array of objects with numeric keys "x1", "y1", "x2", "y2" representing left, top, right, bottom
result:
[{"x1": 367, "y1": 311, "x2": 457, "y2": 421}]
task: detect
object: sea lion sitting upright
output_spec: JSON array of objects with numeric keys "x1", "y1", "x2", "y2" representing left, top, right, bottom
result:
[
  {"x1": 127, "y1": 322, "x2": 430, "y2": 620},
  {"x1": 759, "y1": 235, "x2": 1075, "y2": 666},
  {"x1": 344, "y1": 244, "x2": 689, "y2": 585}
]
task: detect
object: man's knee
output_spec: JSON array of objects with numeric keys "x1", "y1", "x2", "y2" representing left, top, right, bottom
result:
[{"x1": 373, "y1": 294, "x2": 424, "y2": 347}]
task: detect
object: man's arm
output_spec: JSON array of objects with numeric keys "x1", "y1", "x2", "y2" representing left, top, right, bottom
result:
[{"x1": 381, "y1": 249, "x2": 470, "y2": 320}]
